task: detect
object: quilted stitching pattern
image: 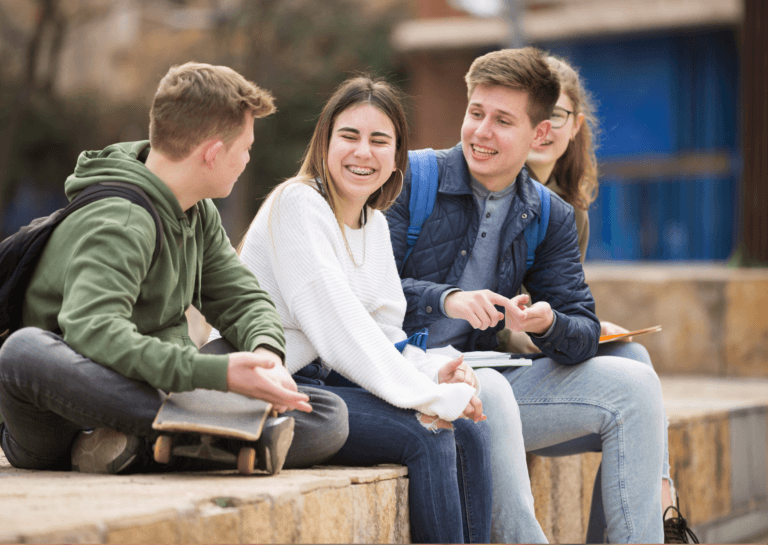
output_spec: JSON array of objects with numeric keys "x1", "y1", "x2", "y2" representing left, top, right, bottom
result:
[{"x1": 387, "y1": 145, "x2": 599, "y2": 363}]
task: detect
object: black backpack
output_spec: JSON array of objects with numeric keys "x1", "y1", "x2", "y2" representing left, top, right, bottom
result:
[{"x1": 0, "y1": 181, "x2": 164, "y2": 342}]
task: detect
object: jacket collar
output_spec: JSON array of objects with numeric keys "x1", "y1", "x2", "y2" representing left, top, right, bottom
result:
[{"x1": 441, "y1": 143, "x2": 542, "y2": 217}]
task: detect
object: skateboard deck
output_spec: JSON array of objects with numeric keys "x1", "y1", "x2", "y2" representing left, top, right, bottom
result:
[
  {"x1": 152, "y1": 389, "x2": 279, "y2": 475},
  {"x1": 153, "y1": 389, "x2": 271, "y2": 440}
]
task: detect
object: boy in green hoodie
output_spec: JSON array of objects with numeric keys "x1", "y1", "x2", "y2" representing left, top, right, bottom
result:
[{"x1": 0, "y1": 62, "x2": 348, "y2": 474}]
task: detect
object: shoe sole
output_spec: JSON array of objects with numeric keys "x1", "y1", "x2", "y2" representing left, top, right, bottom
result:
[
  {"x1": 71, "y1": 429, "x2": 140, "y2": 474},
  {"x1": 256, "y1": 416, "x2": 295, "y2": 475}
]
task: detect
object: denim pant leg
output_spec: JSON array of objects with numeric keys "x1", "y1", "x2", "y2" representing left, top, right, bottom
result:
[
  {"x1": 581, "y1": 342, "x2": 671, "y2": 543},
  {"x1": 0, "y1": 328, "x2": 164, "y2": 470},
  {"x1": 503, "y1": 355, "x2": 665, "y2": 544},
  {"x1": 199, "y1": 338, "x2": 350, "y2": 469},
  {"x1": 452, "y1": 418, "x2": 493, "y2": 544},
  {"x1": 474, "y1": 368, "x2": 548, "y2": 543},
  {"x1": 303, "y1": 384, "x2": 492, "y2": 544},
  {"x1": 597, "y1": 341, "x2": 670, "y2": 480}
]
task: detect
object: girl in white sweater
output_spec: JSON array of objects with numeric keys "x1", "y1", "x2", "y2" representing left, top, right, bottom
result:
[{"x1": 225, "y1": 77, "x2": 493, "y2": 543}]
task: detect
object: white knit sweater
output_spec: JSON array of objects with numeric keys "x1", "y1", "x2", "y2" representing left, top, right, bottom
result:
[{"x1": 211, "y1": 181, "x2": 475, "y2": 421}]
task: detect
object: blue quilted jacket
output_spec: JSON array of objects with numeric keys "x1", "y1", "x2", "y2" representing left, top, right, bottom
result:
[{"x1": 386, "y1": 144, "x2": 599, "y2": 364}]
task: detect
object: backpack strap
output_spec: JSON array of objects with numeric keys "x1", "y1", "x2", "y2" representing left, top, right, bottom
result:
[
  {"x1": 400, "y1": 149, "x2": 438, "y2": 273},
  {"x1": 71, "y1": 182, "x2": 164, "y2": 268},
  {"x1": 524, "y1": 181, "x2": 551, "y2": 271}
]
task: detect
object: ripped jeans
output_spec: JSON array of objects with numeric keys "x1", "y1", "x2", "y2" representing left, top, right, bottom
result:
[{"x1": 294, "y1": 362, "x2": 492, "y2": 544}]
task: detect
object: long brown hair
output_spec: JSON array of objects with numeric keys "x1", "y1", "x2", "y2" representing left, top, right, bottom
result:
[
  {"x1": 547, "y1": 56, "x2": 600, "y2": 210},
  {"x1": 296, "y1": 75, "x2": 408, "y2": 222},
  {"x1": 239, "y1": 76, "x2": 408, "y2": 254}
]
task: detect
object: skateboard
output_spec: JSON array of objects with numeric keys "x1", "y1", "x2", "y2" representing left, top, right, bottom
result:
[{"x1": 152, "y1": 389, "x2": 294, "y2": 475}]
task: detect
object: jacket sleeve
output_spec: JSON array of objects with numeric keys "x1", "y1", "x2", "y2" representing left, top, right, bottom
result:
[
  {"x1": 524, "y1": 199, "x2": 600, "y2": 364},
  {"x1": 386, "y1": 168, "x2": 458, "y2": 331},
  {"x1": 196, "y1": 201, "x2": 286, "y2": 360}
]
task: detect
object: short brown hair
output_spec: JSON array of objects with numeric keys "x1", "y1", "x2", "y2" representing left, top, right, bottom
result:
[
  {"x1": 149, "y1": 62, "x2": 275, "y2": 160},
  {"x1": 465, "y1": 47, "x2": 560, "y2": 126}
]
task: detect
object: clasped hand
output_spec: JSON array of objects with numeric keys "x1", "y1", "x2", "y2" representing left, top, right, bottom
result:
[
  {"x1": 444, "y1": 290, "x2": 553, "y2": 335},
  {"x1": 420, "y1": 355, "x2": 486, "y2": 430},
  {"x1": 226, "y1": 347, "x2": 312, "y2": 413}
]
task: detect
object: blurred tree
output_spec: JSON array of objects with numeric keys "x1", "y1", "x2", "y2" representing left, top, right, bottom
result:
[
  {"x1": 0, "y1": 0, "x2": 107, "y2": 236},
  {"x1": 208, "y1": 0, "x2": 409, "y2": 239},
  {"x1": 0, "y1": 0, "x2": 408, "y2": 240}
]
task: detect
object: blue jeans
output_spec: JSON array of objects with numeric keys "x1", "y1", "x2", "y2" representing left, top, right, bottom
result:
[
  {"x1": 497, "y1": 351, "x2": 665, "y2": 544},
  {"x1": 0, "y1": 328, "x2": 348, "y2": 471},
  {"x1": 582, "y1": 341, "x2": 671, "y2": 543},
  {"x1": 474, "y1": 368, "x2": 548, "y2": 543},
  {"x1": 294, "y1": 362, "x2": 492, "y2": 544}
]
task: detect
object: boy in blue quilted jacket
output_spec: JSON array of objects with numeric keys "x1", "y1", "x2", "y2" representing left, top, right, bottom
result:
[{"x1": 387, "y1": 47, "x2": 669, "y2": 544}]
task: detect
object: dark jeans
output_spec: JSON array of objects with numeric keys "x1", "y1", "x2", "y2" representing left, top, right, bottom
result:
[
  {"x1": 294, "y1": 361, "x2": 492, "y2": 544},
  {"x1": 0, "y1": 328, "x2": 348, "y2": 471}
]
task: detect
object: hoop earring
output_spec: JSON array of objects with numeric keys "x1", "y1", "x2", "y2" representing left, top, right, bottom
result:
[{"x1": 395, "y1": 168, "x2": 404, "y2": 189}]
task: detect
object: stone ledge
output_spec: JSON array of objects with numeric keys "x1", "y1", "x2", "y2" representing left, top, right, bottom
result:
[
  {"x1": 2, "y1": 375, "x2": 767, "y2": 543},
  {"x1": 585, "y1": 263, "x2": 768, "y2": 377},
  {"x1": 0, "y1": 464, "x2": 409, "y2": 544}
]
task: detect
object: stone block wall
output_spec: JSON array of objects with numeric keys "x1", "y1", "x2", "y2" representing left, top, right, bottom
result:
[
  {"x1": 527, "y1": 452, "x2": 602, "y2": 543},
  {"x1": 585, "y1": 264, "x2": 768, "y2": 377}
]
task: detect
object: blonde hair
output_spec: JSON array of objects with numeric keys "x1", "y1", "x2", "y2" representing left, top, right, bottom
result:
[
  {"x1": 547, "y1": 56, "x2": 600, "y2": 210},
  {"x1": 465, "y1": 47, "x2": 560, "y2": 126},
  {"x1": 149, "y1": 62, "x2": 275, "y2": 160}
]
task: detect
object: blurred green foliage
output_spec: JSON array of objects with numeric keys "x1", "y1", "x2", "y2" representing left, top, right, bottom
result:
[
  {"x1": 213, "y1": 0, "x2": 409, "y2": 222},
  {"x1": 0, "y1": 0, "x2": 408, "y2": 237}
]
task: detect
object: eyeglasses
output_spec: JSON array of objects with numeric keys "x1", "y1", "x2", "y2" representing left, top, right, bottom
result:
[{"x1": 550, "y1": 107, "x2": 573, "y2": 129}]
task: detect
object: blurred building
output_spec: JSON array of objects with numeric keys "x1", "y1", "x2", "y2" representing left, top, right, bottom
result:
[{"x1": 391, "y1": 0, "x2": 749, "y2": 261}]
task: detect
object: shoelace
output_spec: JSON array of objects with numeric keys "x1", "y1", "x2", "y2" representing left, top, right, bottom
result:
[{"x1": 663, "y1": 505, "x2": 699, "y2": 544}]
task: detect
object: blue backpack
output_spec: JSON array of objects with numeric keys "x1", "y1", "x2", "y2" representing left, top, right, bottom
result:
[{"x1": 400, "y1": 148, "x2": 550, "y2": 273}]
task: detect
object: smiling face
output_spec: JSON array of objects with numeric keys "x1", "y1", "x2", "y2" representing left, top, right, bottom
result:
[
  {"x1": 326, "y1": 104, "x2": 397, "y2": 225},
  {"x1": 461, "y1": 84, "x2": 551, "y2": 192},
  {"x1": 527, "y1": 92, "x2": 583, "y2": 177}
]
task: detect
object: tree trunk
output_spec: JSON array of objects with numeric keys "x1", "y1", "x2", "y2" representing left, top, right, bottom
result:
[{"x1": 741, "y1": 0, "x2": 768, "y2": 264}]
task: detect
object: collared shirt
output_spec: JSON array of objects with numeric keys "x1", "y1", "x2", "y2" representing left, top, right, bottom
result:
[{"x1": 427, "y1": 177, "x2": 516, "y2": 349}]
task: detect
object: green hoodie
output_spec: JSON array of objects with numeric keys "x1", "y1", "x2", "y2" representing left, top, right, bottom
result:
[{"x1": 21, "y1": 141, "x2": 285, "y2": 394}]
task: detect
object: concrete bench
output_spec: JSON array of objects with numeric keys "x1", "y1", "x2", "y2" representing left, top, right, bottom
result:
[{"x1": 2, "y1": 375, "x2": 767, "y2": 544}]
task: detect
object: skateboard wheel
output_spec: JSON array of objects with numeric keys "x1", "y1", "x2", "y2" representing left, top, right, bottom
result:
[
  {"x1": 154, "y1": 435, "x2": 172, "y2": 464},
  {"x1": 237, "y1": 446, "x2": 256, "y2": 475}
]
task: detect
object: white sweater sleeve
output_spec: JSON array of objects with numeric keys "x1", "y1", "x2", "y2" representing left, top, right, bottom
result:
[{"x1": 245, "y1": 184, "x2": 475, "y2": 421}]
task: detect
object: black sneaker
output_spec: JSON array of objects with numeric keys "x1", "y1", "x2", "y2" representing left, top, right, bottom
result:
[
  {"x1": 663, "y1": 503, "x2": 699, "y2": 544},
  {"x1": 70, "y1": 428, "x2": 143, "y2": 474}
]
